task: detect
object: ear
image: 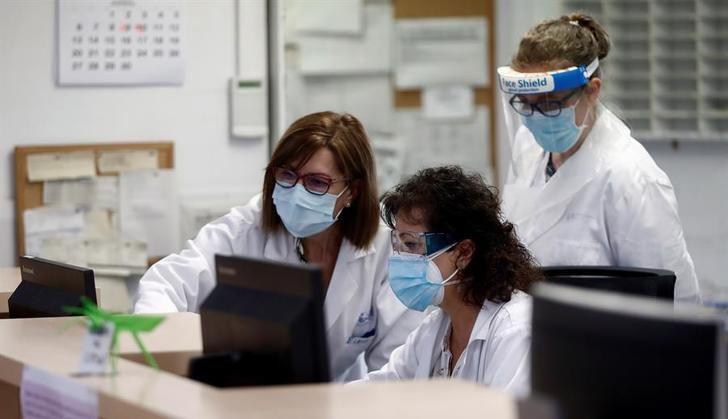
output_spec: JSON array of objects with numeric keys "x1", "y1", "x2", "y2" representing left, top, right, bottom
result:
[
  {"x1": 453, "y1": 239, "x2": 475, "y2": 270},
  {"x1": 584, "y1": 78, "x2": 602, "y2": 104},
  {"x1": 348, "y1": 179, "x2": 360, "y2": 202}
]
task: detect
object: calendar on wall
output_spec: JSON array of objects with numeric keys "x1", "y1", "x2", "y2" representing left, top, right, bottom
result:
[{"x1": 57, "y1": 0, "x2": 184, "y2": 85}]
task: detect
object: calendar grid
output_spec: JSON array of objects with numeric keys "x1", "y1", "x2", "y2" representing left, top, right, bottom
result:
[{"x1": 58, "y1": 0, "x2": 184, "y2": 85}]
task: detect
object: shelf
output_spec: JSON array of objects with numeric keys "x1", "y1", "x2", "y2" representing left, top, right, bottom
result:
[
  {"x1": 568, "y1": 0, "x2": 728, "y2": 139},
  {"x1": 654, "y1": 111, "x2": 699, "y2": 118}
]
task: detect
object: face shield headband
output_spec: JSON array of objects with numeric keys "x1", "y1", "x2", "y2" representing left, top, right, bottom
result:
[{"x1": 497, "y1": 58, "x2": 600, "y2": 95}]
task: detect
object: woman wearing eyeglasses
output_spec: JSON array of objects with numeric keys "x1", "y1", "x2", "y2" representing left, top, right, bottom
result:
[
  {"x1": 360, "y1": 166, "x2": 541, "y2": 397},
  {"x1": 498, "y1": 13, "x2": 700, "y2": 303},
  {"x1": 134, "y1": 112, "x2": 424, "y2": 381}
]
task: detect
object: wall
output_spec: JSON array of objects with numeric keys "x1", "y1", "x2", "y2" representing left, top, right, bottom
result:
[
  {"x1": 495, "y1": 0, "x2": 727, "y2": 299},
  {"x1": 645, "y1": 142, "x2": 728, "y2": 297},
  {"x1": 0, "y1": 0, "x2": 268, "y2": 267}
]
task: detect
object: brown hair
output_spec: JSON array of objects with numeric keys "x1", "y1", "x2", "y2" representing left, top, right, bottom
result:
[
  {"x1": 381, "y1": 166, "x2": 543, "y2": 306},
  {"x1": 262, "y1": 112, "x2": 380, "y2": 249},
  {"x1": 512, "y1": 12, "x2": 610, "y2": 76}
]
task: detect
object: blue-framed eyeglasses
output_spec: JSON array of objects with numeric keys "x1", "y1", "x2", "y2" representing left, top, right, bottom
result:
[
  {"x1": 390, "y1": 230, "x2": 457, "y2": 257},
  {"x1": 509, "y1": 87, "x2": 584, "y2": 117}
]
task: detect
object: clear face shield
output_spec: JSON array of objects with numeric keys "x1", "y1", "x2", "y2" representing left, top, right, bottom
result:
[{"x1": 497, "y1": 59, "x2": 600, "y2": 179}]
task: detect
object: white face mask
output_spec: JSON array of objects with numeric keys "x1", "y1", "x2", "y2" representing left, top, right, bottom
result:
[
  {"x1": 388, "y1": 243, "x2": 460, "y2": 312},
  {"x1": 428, "y1": 261, "x2": 460, "y2": 306}
]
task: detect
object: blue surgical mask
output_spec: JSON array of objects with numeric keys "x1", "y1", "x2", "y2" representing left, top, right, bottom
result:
[
  {"x1": 272, "y1": 183, "x2": 347, "y2": 238},
  {"x1": 522, "y1": 104, "x2": 586, "y2": 153},
  {"x1": 388, "y1": 245, "x2": 459, "y2": 312}
]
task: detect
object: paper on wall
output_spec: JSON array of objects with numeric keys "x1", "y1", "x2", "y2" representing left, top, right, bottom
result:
[
  {"x1": 38, "y1": 236, "x2": 88, "y2": 267},
  {"x1": 21, "y1": 365, "x2": 98, "y2": 419},
  {"x1": 288, "y1": 73, "x2": 394, "y2": 134},
  {"x1": 97, "y1": 150, "x2": 159, "y2": 173},
  {"x1": 43, "y1": 176, "x2": 118, "y2": 211},
  {"x1": 84, "y1": 209, "x2": 115, "y2": 239},
  {"x1": 27, "y1": 151, "x2": 96, "y2": 182},
  {"x1": 24, "y1": 206, "x2": 85, "y2": 257},
  {"x1": 93, "y1": 176, "x2": 120, "y2": 210},
  {"x1": 119, "y1": 169, "x2": 178, "y2": 256},
  {"x1": 85, "y1": 238, "x2": 147, "y2": 269},
  {"x1": 298, "y1": 4, "x2": 392, "y2": 75},
  {"x1": 395, "y1": 17, "x2": 488, "y2": 88},
  {"x1": 289, "y1": 0, "x2": 363, "y2": 35},
  {"x1": 423, "y1": 85, "x2": 474, "y2": 120},
  {"x1": 371, "y1": 135, "x2": 406, "y2": 193},
  {"x1": 395, "y1": 106, "x2": 492, "y2": 181}
]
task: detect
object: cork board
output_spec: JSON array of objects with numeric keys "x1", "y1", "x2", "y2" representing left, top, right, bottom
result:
[
  {"x1": 393, "y1": 0, "x2": 497, "y2": 183},
  {"x1": 14, "y1": 142, "x2": 174, "y2": 261}
]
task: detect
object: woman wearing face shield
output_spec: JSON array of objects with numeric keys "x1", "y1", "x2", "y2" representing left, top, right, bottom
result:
[
  {"x1": 359, "y1": 166, "x2": 542, "y2": 397},
  {"x1": 133, "y1": 112, "x2": 424, "y2": 381},
  {"x1": 498, "y1": 13, "x2": 700, "y2": 303}
]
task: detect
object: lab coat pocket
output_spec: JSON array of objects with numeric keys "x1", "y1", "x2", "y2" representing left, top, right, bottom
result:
[{"x1": 346, "y1": 308, "x2": 377, "y2": 346}]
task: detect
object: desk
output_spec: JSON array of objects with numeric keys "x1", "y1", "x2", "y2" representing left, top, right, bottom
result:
[
  {"x1": 0, "y1": 314, "x2": 519, "y2": 419},
  {"x1": 0, "y1": 267, "x2": 102, "y2": 317}
]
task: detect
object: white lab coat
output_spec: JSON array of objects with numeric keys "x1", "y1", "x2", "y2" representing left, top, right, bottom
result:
[
  {"x1": 502, "y1": 106, "x2": 701, "y2": 303},
  {"x1": 362, "y1": 292, "x2": 532, "y2": 398},
  {"x1": 133, "y1": 195, "x2": 425, "y2": 381}
]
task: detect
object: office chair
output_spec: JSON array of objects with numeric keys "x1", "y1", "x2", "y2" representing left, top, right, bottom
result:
[
  {"x1": 540, "y1": 265, "x2": 676, "y2": 300},
  {"x1": 531, "y1": 283, "x2": 727, "y2": 419}
]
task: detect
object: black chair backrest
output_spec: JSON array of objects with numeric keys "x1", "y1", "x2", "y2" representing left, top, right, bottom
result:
[{"x1": 540, "y1": 266, "x2": 676, "y2": 300}]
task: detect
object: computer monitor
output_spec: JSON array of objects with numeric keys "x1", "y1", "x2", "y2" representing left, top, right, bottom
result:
[
  {"x1": 188, "y1": 254, "x2": 329, "y2": 388},
  {"x1": 9, "y1": 255, "x2": 97, "y2": 318},
  {"x1": 531, "y1": 283, "x2": 727, "y2": 419}
]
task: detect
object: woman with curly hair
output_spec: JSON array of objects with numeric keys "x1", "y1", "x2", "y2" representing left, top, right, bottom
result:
[{"x1": 361, "y1": 166, "x2": 542, "y2": 396}]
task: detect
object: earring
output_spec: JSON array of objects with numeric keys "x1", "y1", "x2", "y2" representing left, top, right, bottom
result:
[{"x1": 345, "y1": 202, "x2": 351, "y2": 207}]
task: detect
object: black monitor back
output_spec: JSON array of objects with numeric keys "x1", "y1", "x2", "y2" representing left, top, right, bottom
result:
[
  {"x1": 541, "y1": 265, "x2": 676, "y2": 300},
  {"x1": 9, "y1": 256, "x2": 96, "y2": 318},
  {"x1": 190, "y1": 254, "x2": 329, "y2": 387},
  {"x1": 531, "y1": 283, "x2": 727, "y2": 419}
]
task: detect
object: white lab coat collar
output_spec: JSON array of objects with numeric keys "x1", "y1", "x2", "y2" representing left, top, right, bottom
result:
[
  {"x1": 439, "y1": 299, "x2": 506, "y2": 351},
  {"x1": 422, "y1": 299, "x2": 509, "y2": 381}
]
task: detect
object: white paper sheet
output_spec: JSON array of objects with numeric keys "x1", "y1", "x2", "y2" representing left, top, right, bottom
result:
[
  {"x1": 24, "y1": 206, "x2": 86, "y2": 257},
  {"x1": 371, "y1": 135, "x2": 406, "y2": 192},
  {"x1": 288, "y1": 73, "x2": 394, "y2": 134},
  {"x1": 85, "y1": 238, "x2": 147, "y2": 268},
  {"x1": 27, "y1": 152, "x2": 96, "y2": 182},
  {"x1": 395, "y1": 106, "x2": 492, "y2": 181},
  {"x1": 21, "y1": 366, "x2": 98, "y2": 419},
  {"x1": 38, "y1": 236, "x2": 88, "y2": 267},
  {"x1": 43, "y1": 176, "x2": 118, "y2": 210},
  {"x1": 76, "y1": 323, "x2": 115, "y2": 375},
  {"x1": 84, "y1": 209, "x2": 115, "y2": 239},
  {"x1": 423, "y1": 85, "x2": 474, "y2": 120},
  {"x1": 289, "y1": 0, "x2": 363, "y2": 35},
  {"x1": 298, "y1": 4, "x2": 392, "y2": 75},
  {"x1": 97, "y1": 150, "x2": 159, "y2": 173},
  {"x1": 119, "y1": 169, "x2": 178, "y2": 256},
  {"x1": 395, "y1": 17, "x2": 488, "y2": 88}
]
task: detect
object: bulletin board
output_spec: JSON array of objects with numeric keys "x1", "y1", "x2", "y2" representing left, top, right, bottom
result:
[
  {"x1": 393, "y1": 0, "x2": 497, "y2": 183},
  {"x1": 14, "y1": 142, "x2": 174, "y2": 261}
]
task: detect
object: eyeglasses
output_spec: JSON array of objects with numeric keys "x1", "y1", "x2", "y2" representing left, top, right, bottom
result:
[
  {"x1": 273, "y1": 167, "x2": 350, "y2": 196},
  {"x1": 509, "y1": 87, "x2": 584, "y2": 117},
  {"x1": 391, "y1": 230, "x2": 457, "y2": 257}
]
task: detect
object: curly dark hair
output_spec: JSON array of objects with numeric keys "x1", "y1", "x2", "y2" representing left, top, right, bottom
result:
[{"x1": 381, "y1": 166, "x2": 542, "y2": 306}]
